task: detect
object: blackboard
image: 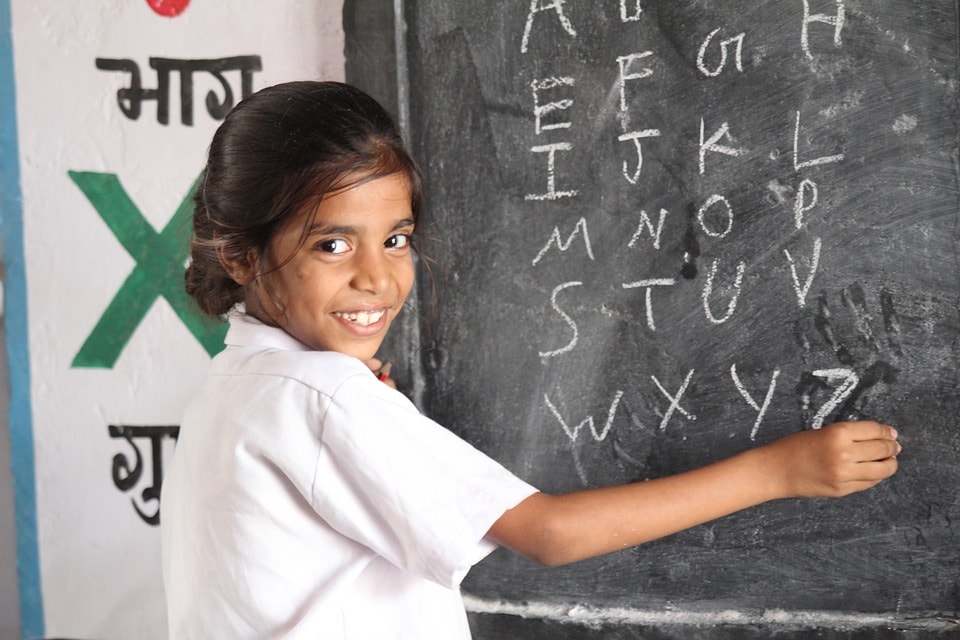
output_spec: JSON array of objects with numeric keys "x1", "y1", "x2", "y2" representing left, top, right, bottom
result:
[{"x1": 358, "y1": 1, "x2": 960, "y2": 637}]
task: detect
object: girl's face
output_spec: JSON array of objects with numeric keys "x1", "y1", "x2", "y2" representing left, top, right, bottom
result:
[{"x1": 247, "y1": 172, "x2": 416, "y2": 361}]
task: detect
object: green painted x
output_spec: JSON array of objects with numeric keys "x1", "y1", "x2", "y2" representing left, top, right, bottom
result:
[{"x1": 69, "y1": 171, "x2": 227, "y2": 368}]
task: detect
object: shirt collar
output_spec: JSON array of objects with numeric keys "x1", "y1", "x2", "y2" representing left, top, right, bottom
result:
[{"x1": 223, "y1": 307, "x2": 311, "y2": 352}]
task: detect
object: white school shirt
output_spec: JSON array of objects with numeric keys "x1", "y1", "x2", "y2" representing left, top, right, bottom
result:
[{"x1": 161, "y1": 312, "x2": 537, "y2": 639}]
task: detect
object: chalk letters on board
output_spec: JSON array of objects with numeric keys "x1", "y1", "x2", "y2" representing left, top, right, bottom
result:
[{"x1": 405, "y1": 0, "x2": 958, "y2": 623}]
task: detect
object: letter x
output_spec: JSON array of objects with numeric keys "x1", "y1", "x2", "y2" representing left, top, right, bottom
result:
[
  {"x1": 651, "y1": 369, "x2": 697, "y2": 430},
  {"x1": 69, "y1": 171, "x2": 227, "y2": 368}
]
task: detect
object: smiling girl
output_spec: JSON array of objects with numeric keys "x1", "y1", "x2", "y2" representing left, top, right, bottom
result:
[{"x1": 160, "y1": 81, "x2": 900, "y2": 640}]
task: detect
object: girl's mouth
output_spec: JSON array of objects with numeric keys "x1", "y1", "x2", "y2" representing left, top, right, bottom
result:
[{"x1": 333, "y1": 310, "x2": 386, "y2": 327}]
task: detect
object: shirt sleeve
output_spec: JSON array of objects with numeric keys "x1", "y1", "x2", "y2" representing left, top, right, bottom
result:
[{"x1": 310, "y1": 372, "x2": 538, "y2": 589}]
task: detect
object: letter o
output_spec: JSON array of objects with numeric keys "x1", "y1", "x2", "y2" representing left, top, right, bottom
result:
[{"x1": 697, "y1": 194, "x2": 734, "y2": 238}]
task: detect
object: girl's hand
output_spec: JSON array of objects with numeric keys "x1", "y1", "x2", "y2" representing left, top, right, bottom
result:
[
  {"x1": 490, "y1": 419, "x2": 900, "y2": 567},
  {"x1": 364, "y1": 358, "x2": 396, "y2": 389},
  {"x1": 761, "y1": 420, "x2": 900, "y2": 499}
]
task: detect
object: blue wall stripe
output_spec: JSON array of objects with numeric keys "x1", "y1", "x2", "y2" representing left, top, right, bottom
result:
[{"x1": 0, "y1": 0, "x2": 45, "y2": 637}]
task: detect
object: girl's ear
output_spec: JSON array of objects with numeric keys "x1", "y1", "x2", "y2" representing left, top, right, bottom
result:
[{"x1": 217, "y1": 246, "x2": 258, "y2": 286}]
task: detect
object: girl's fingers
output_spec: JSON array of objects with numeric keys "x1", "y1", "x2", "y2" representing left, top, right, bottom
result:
[
  {"x1": 376, "y1": 362, "x2": 393, "y2": 382},
  {"x1": 850, "y1": 457, "x2": 899, "y2": 482},
  {"x1": 852, "y1": 438, "x2": 902, "y2": 463},
  {"x1": 841, "y1": 420, "x2": 898, "y2": 443}
]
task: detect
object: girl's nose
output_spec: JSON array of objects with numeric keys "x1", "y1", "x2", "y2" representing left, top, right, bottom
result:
[{"x1": 352, "y1": 247, "x2": 391, "y2": 293}]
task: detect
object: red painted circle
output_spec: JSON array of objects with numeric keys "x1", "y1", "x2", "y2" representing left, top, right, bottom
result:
[{"x1": 146, "y1": 0, "x2": 190, "y2": 17}]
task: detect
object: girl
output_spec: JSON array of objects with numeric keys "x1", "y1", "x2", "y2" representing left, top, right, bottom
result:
[{"x1": 160, "y1": 81, "x2": 900, "y2": 639}]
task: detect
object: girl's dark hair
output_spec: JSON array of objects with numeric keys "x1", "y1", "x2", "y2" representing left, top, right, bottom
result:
[{"x1": 186, "y1": 80, "x2": 424, "y2": 317}]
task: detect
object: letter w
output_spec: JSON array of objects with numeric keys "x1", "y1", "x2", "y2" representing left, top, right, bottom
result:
[{"x1": 544, "y1": 390, "x2": 624, "y2": 443}]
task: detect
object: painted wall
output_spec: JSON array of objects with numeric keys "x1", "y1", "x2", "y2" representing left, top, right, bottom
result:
[{"x1": 1, "y1": 1, "x2": 345, "y2": 637}]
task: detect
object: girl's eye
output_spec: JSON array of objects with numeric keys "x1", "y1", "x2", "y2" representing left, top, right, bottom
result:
[
  {"x1": 317, "y1": 239, "x2": 349, "y2": 254},
  {"x1": 385, "y1": 234, "x2": 411, "y2": 250}
]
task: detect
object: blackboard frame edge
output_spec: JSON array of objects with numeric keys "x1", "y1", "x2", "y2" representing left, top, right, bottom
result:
[{"x1": 467, "y1": 610, "x2": 960, "y2": 640}]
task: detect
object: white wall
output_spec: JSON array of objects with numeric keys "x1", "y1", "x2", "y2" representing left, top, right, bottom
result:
[{"x1": 2, "y1": 1, "x2": 345, "y2": 636}]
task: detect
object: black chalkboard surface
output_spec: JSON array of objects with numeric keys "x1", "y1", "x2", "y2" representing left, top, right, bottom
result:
[{"x1": 393, "y1": 0, "x2": 959, "y2": 636}]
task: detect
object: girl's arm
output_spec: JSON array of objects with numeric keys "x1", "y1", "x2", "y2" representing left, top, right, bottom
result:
[{"x1": 487, "y1": 420, "x2": 900, "y2": 567}]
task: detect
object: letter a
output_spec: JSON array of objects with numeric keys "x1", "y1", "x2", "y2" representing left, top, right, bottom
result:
[{"x1": 521, "y1": 0, "x2": 577, "y2": 53}]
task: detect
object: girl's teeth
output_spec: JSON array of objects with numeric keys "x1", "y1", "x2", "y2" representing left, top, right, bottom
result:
[{"x1": 337, "y1": 310, "x2": 385, "y2": 326}]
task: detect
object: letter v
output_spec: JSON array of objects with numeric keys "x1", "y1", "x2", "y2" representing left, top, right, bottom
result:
[{"x1": 783, "y1": 237, "x2": 822, "y2": 308}]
